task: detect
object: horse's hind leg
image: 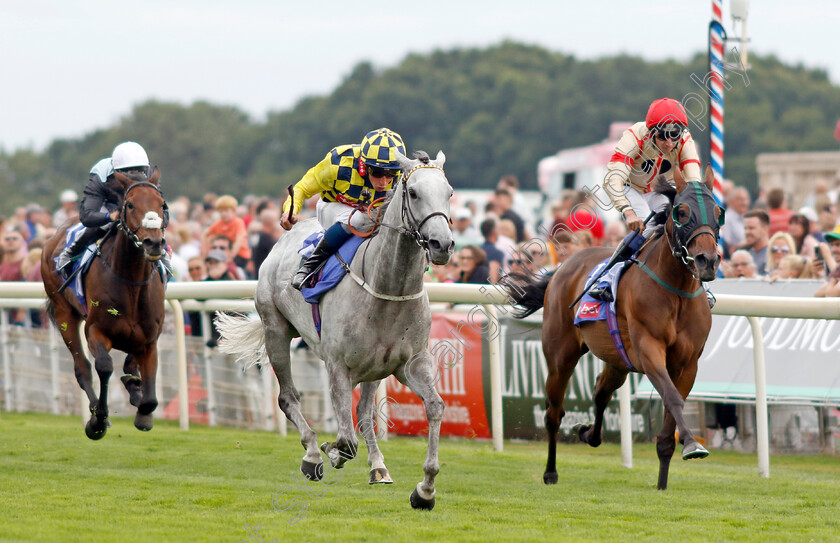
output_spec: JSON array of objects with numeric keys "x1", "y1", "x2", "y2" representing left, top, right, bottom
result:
[
  {"x1": 121, "y1": 354, "x2": 143, "y2": 407},
  {"x1": 543, "y1": 347, "x2": 581, "y2": 485},
  {"x1": 576, "y1": 364, "x2": 628, "y2": 448},
  {"x1": 133, "y1": 346, "x2": 159, "y2": 431},
  {"x1": 84, "y1": 328, "x2": 114, "y2": 440},
  {"x1": 397, "y1": 351, "x2": 443, "y2": 511},
  {"x1": 261, "y1": 311, "x2": 323, "y2": 480},
  {"x1": 356, "y1": 381, "x2": 392, "y2": 484},
  {"x1": 54, "y1": 307, "x2": 101, "y2": 437}
]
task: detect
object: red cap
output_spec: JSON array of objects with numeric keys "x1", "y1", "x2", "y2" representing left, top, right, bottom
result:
[{"x1": 646, "y1": 98, "x2": 688, "y2": 129}]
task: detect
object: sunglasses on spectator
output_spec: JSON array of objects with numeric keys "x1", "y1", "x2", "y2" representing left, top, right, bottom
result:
[
  {"x1": 4, "y1": 236, "x2": 21, "y2": 242},
  {"x1": 211, "y1": 245, "x2": 229, "y2": 251},
  {"x1": 771, "y1": 246, "x2": 791, "y2": 254},
  {"x1": 368, "y1": 166, "x2": 399, "y2": 179},
  {"x1": 511, "y1": 259, "x2": 526, "y2": 265}
]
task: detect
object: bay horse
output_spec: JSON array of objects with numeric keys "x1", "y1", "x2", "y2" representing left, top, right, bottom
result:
[
  {"x1": 508, "y1": 166, "x2": 722, "y2": 490},
  {"x1": 41, "y1": 168, "x2": 168, "y2": 440},
  {"x1": 216, "y1": 151, "x2": 453, "y2": 510}
]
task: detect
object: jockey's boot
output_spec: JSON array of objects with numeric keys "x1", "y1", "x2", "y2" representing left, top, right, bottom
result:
[
  {"x1": 587, "y1": 231, "x2": 647, "y2": 302},
  {"x1": 292, "y1": 222, "x2": 354, "y2": 290},
  {"x1": 291, "y1": 238, "x2": 336, "y2": 290},
  {"x1": 57, "y1": 226, "x2": 101, "y2": 274}
]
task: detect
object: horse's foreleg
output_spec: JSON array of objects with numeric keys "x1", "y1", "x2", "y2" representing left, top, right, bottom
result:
[
  {"x1": 321, "y1": 364, "x2": 358, "y2": 470},
  {"x1": 656, "y1": 409, "x2": 678, "y2": 490},
  {"x1": 577, "y1": 364, "x2": 627, "y2": 448},
  {"x1": 398, "y1": 352, "x2": 443, "y2": 511},
  {"x1": 671, "y1": 359, "x2": 707, "y2": 461},
  {"x1": 58, "y1": 314, "x2": 97, "y2": 408},
  {"x1": 133, "y1": 346, "x2": 159, "y2": 431},
  {"x1": 85, "y1": 329, "x2": 113, "y2": 440},
  {"x1": 357, "y1": 381, "x2": 392, "y2": 484}
]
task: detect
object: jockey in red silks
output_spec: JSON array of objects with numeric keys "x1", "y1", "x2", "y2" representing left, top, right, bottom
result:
[{"x1": 588, "y1": 98, "x2": 702, "y2": 302}]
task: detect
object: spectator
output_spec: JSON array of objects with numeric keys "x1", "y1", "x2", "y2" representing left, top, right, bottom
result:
[
  {"x1": 53, "y1": 190, "x2": 79, "y2": 227},
  {"x1": 203, "y1": 250, "x2": 235, "y2": 347},
  {"x1": 452, "y1": 208, "x2": 482, "y2": 249},
  {"x1": 496, "y1": 218, "x2": 518, "y2": 265},
  {"x1": 493, "y1": 189, "x2": 526, "y2": 243},
  {"x1": 721, "y1": 186, "x2": 750, "y2": 254},
  {"x1": 21, "y1": 247, "x2": 45, "y2": 327},
  {"x1": 767, "y1": 188, "x2": 794, "y2": 236},
  {"x1": 479, "y1": 218, "x2": 506, "y2": 282},
  {"x1": 498, "y1": 175, "x2": 527, "y2": 216},
  {"x1": 550, "y1": 229, "x2": 588, "y2": 266},
  {"x1": 722, "y1": 250, "x2": 758, "y2": 278},
  {"x1": 1, "y1": 227, "x2": 29, "y2": 325},
  {"x1": 765, "y1": 231, "x2": 797, "y2": 276},
  {"x1": 201, "y1": 195, "x2": 251, "y2": 271},
  {"x1": 208, "y1": 234, "x2": 247, "y2": 280},
  {"x1": 516, "y1": 240, "x2": 551, "y2": 277},
  {"x1": 563, "y1": 191, "x2": 604, "y2": 245},
  {"x1": 183, "y1": 256, "x2": 208, "y2": 336},
  {"x1": 249, "y1": 207, "x2": 283, "y2": 277},
  {"x1": 788, "y1": 213, "x2": 818, "y2": 260},
  {"x1": 740, "y1": 210, "x2": 770, "y2": 275},
  {"x1": 602, "y1": 220, "x2": 628, "y2": 248},
  {"x1": 455, "y1": 245, "x2": 490, "y2": 284},
  {"x1": 815, "y1": 197, "x2": 837, "y2": 242},
  {"x1": 771, "y1": 255, "x2": 817, "y2": 281}
]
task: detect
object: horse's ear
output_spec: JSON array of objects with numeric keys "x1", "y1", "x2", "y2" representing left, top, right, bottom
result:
[
  {"x1": 673, "y1": 162, "x2": 688, "y2": 193},
  {"x1": 148, "y1": 165, "x2": 161, "y2": 186},
  {"x1": 112, "y1": 171, "x2": 133, "y2": 190},
  {"x1": 704, "y1": 165, "x2": 715, "y2": 192},
  {"x1": 434, "y1": 151, "x2": 446, "y2": 167},
  {"x1": 396, "y1": 150, "x2": 413, "y2": 172}
]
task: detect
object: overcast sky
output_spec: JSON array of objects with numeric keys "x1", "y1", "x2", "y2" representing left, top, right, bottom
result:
[{"x1": 2, "y1": 0, "x2": 838, "y2": 152}]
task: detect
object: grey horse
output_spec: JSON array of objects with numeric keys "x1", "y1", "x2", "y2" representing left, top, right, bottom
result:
[{"x1": 216, "y1": 150, "x2": 454, "y2": 510}]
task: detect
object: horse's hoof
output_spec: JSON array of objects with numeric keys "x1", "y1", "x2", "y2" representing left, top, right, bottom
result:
[
  {"x1": 409, "y1": 488, "x2": 435, "y2": 511},
  {"x1": 543, "y1": 472, "x2": 558, "y2": 485},
  {"x1": 85, "y1": 419, "x2": 107, "y2": 440},
  {"x1": 682, "y1": 442, "x2": 709, "y2": 460},
  {"x1": 134, "y1": 413, "x2": 154, "y2": 432},
  {"x1": 301, "y1": 460, "x2": 324, "y2": 481},
  {"x1": 369, "y1": 468, "x2": 393, "y2": 484}
]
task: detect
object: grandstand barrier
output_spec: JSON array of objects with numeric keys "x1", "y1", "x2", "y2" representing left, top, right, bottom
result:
[{"x1": 2, "y1": 280, "x2": 840, "y2": 478}]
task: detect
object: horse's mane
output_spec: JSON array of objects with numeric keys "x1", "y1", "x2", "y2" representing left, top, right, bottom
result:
[
  {"x1": 647, "y1": 176, "x2": 677, "y2": 235},
  {"x1": 376, "y1": 151, "x2": 430, "y2": 217}
]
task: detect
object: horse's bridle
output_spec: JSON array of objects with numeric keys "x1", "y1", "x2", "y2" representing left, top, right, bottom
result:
[
  {"x1": 398, "y1": 164, "x2": 451, "y2": 251},
  {"x1": 667, "y1": 182, "x2": 722, "y2": 269},
  {"x1": 118, "y1": 181, "x2": 169, "y2": 248}
]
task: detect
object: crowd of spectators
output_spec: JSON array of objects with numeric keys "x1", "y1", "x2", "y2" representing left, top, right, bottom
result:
[{"x1": 4, "y1": 174, "x2": 840, "y2": 326}]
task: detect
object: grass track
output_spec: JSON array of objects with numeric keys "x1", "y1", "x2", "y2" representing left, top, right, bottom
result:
[{"x1": 1, "y1": 413, "x2": 838, "y2": 543}]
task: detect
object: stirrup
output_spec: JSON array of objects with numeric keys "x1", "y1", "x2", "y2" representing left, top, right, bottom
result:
[{"x1": 588, "y1": 285, "x2": 614, "y2": 302}]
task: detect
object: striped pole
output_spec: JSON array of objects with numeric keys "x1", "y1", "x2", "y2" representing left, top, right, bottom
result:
[{"x1": 709, "y1": 0, "x2": 726, "y2": 206}]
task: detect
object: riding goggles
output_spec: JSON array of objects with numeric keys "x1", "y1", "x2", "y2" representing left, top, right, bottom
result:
[
  {"x1": 654, "y1": 124, "x2": 685, "y2": 142},
  {"x1": 368, "y1": 166, "x2": 400, "y2": 179}
]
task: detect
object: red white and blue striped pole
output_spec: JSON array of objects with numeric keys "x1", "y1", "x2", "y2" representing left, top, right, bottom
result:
[{"x1": 709, "y1": 0, "x2": 726, "y2": 205}]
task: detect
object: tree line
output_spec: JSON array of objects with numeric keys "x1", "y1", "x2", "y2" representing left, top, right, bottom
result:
[{"x1": 2, "y1": 41, "x2": 839, "y2": 214}]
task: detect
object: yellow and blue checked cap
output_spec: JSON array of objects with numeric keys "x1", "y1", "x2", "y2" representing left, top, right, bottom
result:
[{"x1": 360, "y1": 128, "x2": 406, "y2": 169}]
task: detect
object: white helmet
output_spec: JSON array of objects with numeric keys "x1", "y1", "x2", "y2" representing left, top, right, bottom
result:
[{"x1": 111, "y1": 141, "x2": 149, "y2": 170}]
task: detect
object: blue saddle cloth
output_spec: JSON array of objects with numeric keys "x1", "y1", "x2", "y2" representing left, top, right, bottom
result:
[
  {"x1": 573, "y1": 258, "x2": 636, "y2": 371},
  {"x1": 299, "y1": 232, "x2": 365, "y2": 305},
  {"x1": 573, "y1": 259, "x2": 629, "y2": 327}
]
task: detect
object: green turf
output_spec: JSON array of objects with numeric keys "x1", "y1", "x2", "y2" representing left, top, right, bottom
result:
[{"x1": 1, "y1": 412, "x2": 838, "y2": 543}]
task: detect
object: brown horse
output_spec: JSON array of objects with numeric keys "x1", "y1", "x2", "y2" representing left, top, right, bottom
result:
[
  {"x1": 41, "y1": 168, "x2": 168, "y2": 440},
  {"x1": 508, "y1": 166, "x2": 722, "y2": 490}
]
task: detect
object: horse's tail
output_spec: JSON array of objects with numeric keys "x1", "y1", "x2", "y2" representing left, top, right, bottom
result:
[
  {"x1": 215, "y1": 312, "x2": 267, "y2": 369},
  {"x1": 503, "y1": 271, "x2": 555, "y2": 319}
]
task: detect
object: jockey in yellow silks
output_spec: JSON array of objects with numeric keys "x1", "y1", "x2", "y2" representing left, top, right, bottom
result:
[{"x1": 281, "y1": 128, "x2": 406, "y2": 290}]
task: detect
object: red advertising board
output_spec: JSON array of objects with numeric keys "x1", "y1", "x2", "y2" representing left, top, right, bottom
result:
[{"x1": 352, "y1": 312, "x2": 491, "y2": 438}]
